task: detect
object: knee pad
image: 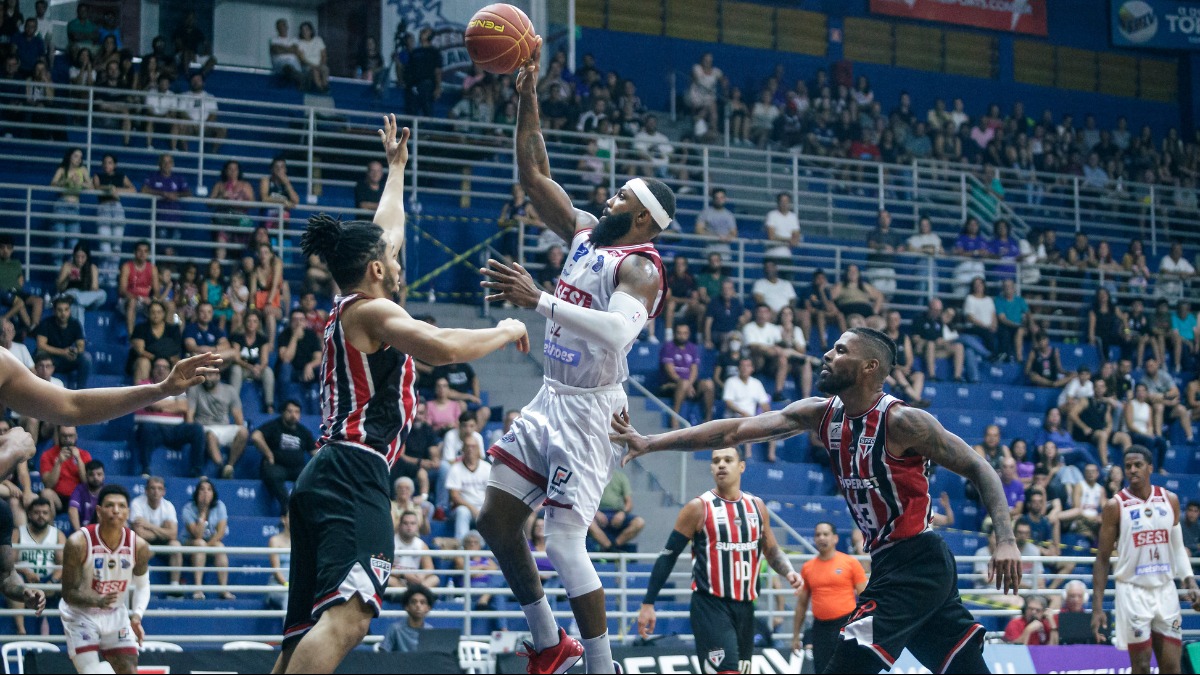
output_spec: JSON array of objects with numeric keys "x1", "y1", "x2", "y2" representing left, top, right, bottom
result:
[
  {"x1": 544, "y1": 518, "x2": 601, "y2": 598},
  {"x1": 74, "y1": 652, "x2": 116, "y2": 674}
]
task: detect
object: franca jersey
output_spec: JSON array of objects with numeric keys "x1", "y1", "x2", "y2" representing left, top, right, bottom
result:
[
  {"x1": 1114, "y1": 486, "x2": 1176, "y2": 588},
  {"x1": 318, "y1": 293, "x2": 417, "y2": 469},
  {"x1": 818, "y1": 393, "x2": 932, "y2": 553},
  {"x1": 692, "y1": 490, "x2": 764, "y2": 602},
  {"x1": 72, "y1": 525, "x2": 136, "y2": 614},
  {"x1": 543, "y1": 228, "x2": 666, "y2": 389}
]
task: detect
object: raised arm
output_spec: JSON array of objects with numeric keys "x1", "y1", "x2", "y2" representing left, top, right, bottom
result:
[
  {"x1": 611, "y1": 396, "x2": 827, "y2": 465},
  {"x1": 514, "y1": 38, "x2": 594, "y2": 243},
  {"x1": 887, "y1": 405, "x2": 1022, "y2": 593},
  {"x1": 372, "y1": 114, "x2": 410, "y2": 257}
]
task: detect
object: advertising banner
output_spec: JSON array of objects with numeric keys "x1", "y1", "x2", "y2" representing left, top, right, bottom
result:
[
  {"x1": 870, "y1": 0, "x2": 1049, "y2": 36},
  {"x1": 1111, "y1": 0, "x2": 1200, "y2": 50},
  {"x1": 1027, "y1": 644, "x2": 1157, "y2": 672},
  {"x1": 28, "y1": 649, "x2": 460, "y2": 674}
]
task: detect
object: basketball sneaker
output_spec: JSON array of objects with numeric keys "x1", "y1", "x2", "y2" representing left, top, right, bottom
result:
[{"x1": 518, "y1": 627, "x2": 584, "y2": 674}]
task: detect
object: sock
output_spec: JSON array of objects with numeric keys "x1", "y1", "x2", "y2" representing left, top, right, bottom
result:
[
  {"x1": 521, "y1": 596, "x2": 559, "y2": 651},
  {"x1": 581, "y1": 632, "x2": 614, "y2": 674}
]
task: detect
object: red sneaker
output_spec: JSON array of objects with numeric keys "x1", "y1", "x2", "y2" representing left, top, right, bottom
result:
[{"x1": 518, "y1": 627, "x2": 584, "y2": 674}]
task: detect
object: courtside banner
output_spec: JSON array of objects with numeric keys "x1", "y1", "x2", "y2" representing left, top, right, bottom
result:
[
  {"x1": 28, "y1": 649, "x2": 460, "y2": 674},
  {"x1": 1027, "y1": 644, "x2": 1158, "y2": 672},
  {"x1": 869, "y1": 0, "x2": 1049, "y2": 36},
  {"x1": 1110, "y1": 0, "x2": 1200, "y2": 50}
]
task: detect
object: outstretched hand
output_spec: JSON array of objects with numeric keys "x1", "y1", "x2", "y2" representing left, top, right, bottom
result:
[
  {"x1": 514, "y1": 36, "x2": 543, "y2": 97},
  {"x1": 610, "y1": 410, "x2": 652, "y2": 466},
  {"x1": 480, "y1": 259, "x2": 542, "y2": 308},
  {"x1": 161, "y1": 353, "x2": 222, "y2": 396},
  {"x1": 377, "y1": 113, "x2": 411, "y2": 169},
  {"x1": 988, "y1": 540, "x2": 1023, "y2": 595}
]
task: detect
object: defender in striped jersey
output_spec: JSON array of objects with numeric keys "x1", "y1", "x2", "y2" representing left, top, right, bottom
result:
[
  {"x1": 613, "y1": 328, "x2": 1023, "y2": 674},
  {"x1": 637, "y1": 447, "x2": 801, "y2": 674},
  {"x1": 273, "y1": 115, "x2": 529, "y2": 675}
]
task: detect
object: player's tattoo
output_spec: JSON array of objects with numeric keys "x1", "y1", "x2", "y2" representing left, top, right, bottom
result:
[
  {"x1": 891, "y1": 407, "x2": 1017, "y2": 544},
  {"x1": 647, "y1": 398, "x2": 824, "y2": 452},
  {"x1": 764, "y1": 544, "x2": 793, "y2": 578}
]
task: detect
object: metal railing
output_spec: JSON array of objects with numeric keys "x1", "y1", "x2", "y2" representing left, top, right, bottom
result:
[{"x1": 5, "y1": 544, "x2": 1192, "y2": 644}]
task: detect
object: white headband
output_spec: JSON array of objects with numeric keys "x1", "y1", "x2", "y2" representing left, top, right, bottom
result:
[{"x1": 627, "y1": 178, "x2": 672, "y2": 230}]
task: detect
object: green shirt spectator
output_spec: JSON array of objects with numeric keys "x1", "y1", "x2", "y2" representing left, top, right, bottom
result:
[
  {"x1": 598, "y1": 470, "x2": 632, "y2": 512},
  {"x1": 995, "y1": 293, "x2": 1029, "y2": 325}
]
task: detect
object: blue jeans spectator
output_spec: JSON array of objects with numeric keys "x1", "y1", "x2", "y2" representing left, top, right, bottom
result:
[
  {"x1": 277, "y1": 361, "x2": 320, "y2": 414},
  {"x1": 1129, "y1": 432, "x2": 1170, "y2": 469},
  {"x1": 52, "y1": 200, "x2": 80, "y2": 249},
  {"x1": 50, "y1": 352, "x2": 91, "y2": 389},
  {"x1": 134, "y1": 421, "x2": 208, "y2": 476},
  {"x1": 453, "y1": 504, "x2": 477, "y2": 541}
]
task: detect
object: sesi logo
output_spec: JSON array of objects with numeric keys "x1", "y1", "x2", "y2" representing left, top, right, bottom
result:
[
  {"x1": 555, "y1": 280, "x2": 593, "y2": 308},
  {"x1": 468, "y1": 19, "x2": 505, "y2": 32},
  {"x1": 1133, "y1": 529, "x2": 1168, "y2": 547}
]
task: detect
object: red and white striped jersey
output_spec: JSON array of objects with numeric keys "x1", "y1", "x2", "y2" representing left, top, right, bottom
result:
[
  {"x1": 691, "y1": 490, "x2": 764, "y2": 602},
  {"x1": 1114, "y1": 486, "x2": 1176, "y2": 588},
  {"x1": 544, "y1": 228, "x2": 666, "y2": 388},
  {"x1": 318, "y1": 293, "x2": 417, "y2": 469},
  {"x1": 819, "y1": 393, "x2": 932, "y2": 554},
  {"x1": 67, "y1": 525, "x2": 136, "y2": 615}
]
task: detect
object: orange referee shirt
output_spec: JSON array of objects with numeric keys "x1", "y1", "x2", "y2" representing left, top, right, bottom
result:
[{"x1": 800, "y1": 551, "x2": 867, "y2": 621}]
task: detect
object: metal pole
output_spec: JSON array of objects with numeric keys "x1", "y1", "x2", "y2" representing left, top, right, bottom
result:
[
  {"x1": 1150, "y1": 185, "x2": 1158, "y2": 257},
  {"x1": 511, "y1": 123, "x2": 519, "y2": 184},
  {"x1": 679, "y1": 453, "x2": 686, "y2": 508},
  {"x1": 567, "y1": 0, "x2": 577, "y2": 71},
  {"x1": 410, "y1": 117, "x2": 421, "y2": 204},
  {"x1": 517, "y1": 221, "x2": 526, "y2": 267},
  {"x1": 791, "y1": 153, "x2": 799, "y2": 214},
  {"x1": 669, "y1": 72, "x2": 676, "y2": 122},
  {"x1": 149, "y1": 198, "x2": 157, "y2": 266},
  {"x1": 826, "y1": 185, "x2": 833, "y2": 235},
  {"x1": 702, "y1": 147, "x2": 710, "y2": 200},
  {"x1": 877, "y1": 163, "x2": 885, "y2": 212},
  {"x1": 959, "y1": 172, "x2": 967, "y2": 222},
  {"x1": 911, "y1": 159, "x2": 920, "y2": 223},
  {"x1": 85, "y1": 89, "x2": 94, "y2": 169},
  {"x1": 736, "y1": 239, "x2": 745, "y2": 299},
  {"x1": 276, "y1": 206, "x2": 285, "y2": 259},
  {"x1": 24, "y1": 188, "x2": 31, "y2": 274},
  {"x1": 1072, "y1": 177, "x2": 1081, "y2": 233},
  {"x1": 306, "y1": 108, "x2": 316, "y2": 204}
]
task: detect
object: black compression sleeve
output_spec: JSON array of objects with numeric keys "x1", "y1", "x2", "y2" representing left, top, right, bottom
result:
[{"x1": 642, "y1": 529, "x2": 690, "y2": 605}]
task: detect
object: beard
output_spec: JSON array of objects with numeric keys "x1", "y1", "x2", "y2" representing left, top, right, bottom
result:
[
  {"x1": 816, "y1": 366, "x2": 855, "y2": 396},
  {"x1": 591, "y1": 211, "x2": 634, "y2": 248}
]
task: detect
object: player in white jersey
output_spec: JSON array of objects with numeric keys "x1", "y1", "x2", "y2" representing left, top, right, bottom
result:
[
  {"x1": 476, "y1": 36, "x2": 674, "y2": 675},
  {"x1": 59, "y1": 484, "x2": 152, "y2": 674},
  {"x1": 1093, "y1": 446, "x2": 1200, "y2": 674}
]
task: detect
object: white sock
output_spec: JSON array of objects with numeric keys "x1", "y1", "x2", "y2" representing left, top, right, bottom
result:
[
  {"x1": 521, "y1": 596, "x2": 559, "y2": 651},
  {"x1": 581, "y1": 632, "x2": 614, "y2": 674}
]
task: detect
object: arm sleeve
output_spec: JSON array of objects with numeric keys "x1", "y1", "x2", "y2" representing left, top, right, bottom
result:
[
  {"x1": 1172, "y1": 523, "x2": 1194, "y2": 581},
  {"x1": 130, "y1": 571, "x2": 150, "y2": 619},
  {"x1": 536, "y1": 290, "x2": 648, "y2": 353},
  {"x1": 642, "y1": 530, "x2": 690, "y2": 605}
]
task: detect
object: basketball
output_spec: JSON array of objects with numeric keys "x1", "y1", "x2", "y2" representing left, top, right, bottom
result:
[{"x1": 464, "y1": 3, "x2": 536, "y2": 74}]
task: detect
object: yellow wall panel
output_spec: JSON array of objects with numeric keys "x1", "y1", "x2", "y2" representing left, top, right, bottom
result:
[
  {"x1": 608, "y1": 0, "x2": 662, "y2": 35},
  {"x1": 776, "y1": 8, "x2": 826, "y2": 56},
  {"x1": 722, "y1": 1, "x2": 773, "y2": 50},
  {"x1": 666, "y1": 0, "x2": 719, "y2": 42}
]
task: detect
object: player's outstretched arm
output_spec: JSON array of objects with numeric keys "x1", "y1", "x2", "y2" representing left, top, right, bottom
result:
[
  {"x1": 355, "y1": 297, "x2": 529, "y2": 366},
  {"x1": 888, "y1": 405, "x2": 1022, "y2": 594},
  {"x1": 1092, "y1": 498, "x2": 1119, "y2": 641},
  {"x1": 611, "y1": 397, "x2": 827, "y2": 465},
  {"x1": 373, "y1": 113, "x2": 410, "y2": 252},
  {"x1": 60, "y1": 531, "x2": 118, "y2": 610},
  {"x1": 0, "y1": 349, "x2": 219, "y2": 427},
  {"x1": 514, "y1": 37, "x2": 592, "y2": 242}
]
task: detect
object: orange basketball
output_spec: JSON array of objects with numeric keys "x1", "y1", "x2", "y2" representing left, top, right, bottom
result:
[{"x1": 464, "y1": 3, "x2": 536, "y2": 74}]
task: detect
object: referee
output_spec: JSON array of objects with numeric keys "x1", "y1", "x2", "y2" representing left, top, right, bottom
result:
[
  {"x1": 792, "y1": 522, "x2": 867, "y2": 673},
  {"x1": 637, "y1": 447, "x2": 802, "y2": 673}
]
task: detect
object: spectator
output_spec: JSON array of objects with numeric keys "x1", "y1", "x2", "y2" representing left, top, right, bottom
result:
[
  {"x1": 1000, "y1": 457, "x2": 1024, "y2": 519},
  {"x1": 391, "y1": 509, "x2": 438, "y2": 590},
  {"x1": 589, "y1": 469, "x2": 645, "y2": 552},
  {"x1": 881, "y1": 310, "x2": 927, "y2": 406},
  {"x1": 268, "y1": 18, "x2": 304, "y2": 87},
  {"x1": 276, "y1": 308, "x2": 323, "y2": 410},
  {"x1": 1025, "y1": 334, "x2": 1072, "y2": 388},
  {"x1": 37, "y1": 425, "x2": 90, "y2": 517},
  {"x1": 22, "y1": 354, "x2": 63, "y2": 443},
  {"x1": 403, "y1": 28, "x2": 441, "y2": 117},
  {"x1": 68, "y1": 47, "x2": 96, "y2": 92},
  {"x1": 296, "y1": 21, "x2": 329, "y2": 92},
  {"x1": 210, "y1": 163, "x2": 255, "y2": 259},
  {"x1": 1036, "y1": 407, "x2": 1100, "y2": 469},
  {"x1": 175, "y1": 73, "x2": 225, "y2": 153},
  {"x1": 1169, "y1": 300, "x2": 1198, "y2": 372},
  {"x1": 694, "y1": 188, "x2": 737, "y2": 248},
  {"x1": 994, "y1": 278, "x2": 1029, "y2": 362},
  {"x1": 253, "y1": 400, "x2": 315, "y2": 515},
  {"x1": 777, "y1": 306, "x2": 817, "y2": 400},
  {"x1": 426, "y1": 377, "x2": 464, "y2": 435},
  {"x1": 94, "y1": 60, "x2": 132, "y2": 145},
  {"x1": 441, "y1": 410, "x2": 483, "y2": 465},
  {"x1": 1004, "y1": 595, "x2": 1053, "y2": 645},
  {"x1": 632, "y1": 115, "x2": 675, "y2": 181},
  {"x1": 1124, "y1": 299, "x2": 1155, "y2": 368},
  {"x1": 659, "y1": 324, "x2": 714, "y2": 428},
  {"x1": 0, "y1": 319, "x2": 32, "y2": 370},
  {"x1": 662, "y1": 256, "x2": 699, "y2": 335},
  {"x1": 686, "y1": 53, "x2": 724, "y2": 138},
  {"x1": 127, "y1": 300, "x2": 181, "y2": 383},
  {"x1": 446, "y1": 435, "x2": 490, "y2": 540},
  {"x1": 395, "y1": 402, "x2": 442, "y2": 510},
  {"x1": 961, "y1": 277, "x2": 998, "y2": 356},
  {"x1": 391, "y1": 476, "x2": 432, "y2": 536},
  {"x1": 1126, "y1": 385, "x2": 1173, "y2": 471},
  {"x1": 229, "y1": 310, "x2": 274, "y2": 413},
  {"x1": 694, "y1": 252, "x2": 727, "y2": 309},
  {"x1": 1014, "y1": 521, "x2": 1047, "y2": 591},
  {"x1": 8, "y1": 495, "x2": 61, "y2": 635},
  {"x1": 141, "y1": 154, "x2": 191, "y2": 245},
  {"x1": 355, "y1": 160, "x2": 385, "y2": 211},
  {"x1": 182, "y1": 478, "x2": 234, "y2": 600},
  {"x1": 535, "y1": 245, "x2": 564, "y2": 294},
  {"x1": 56, "y1": 244, "x2": 107, "y2": 328},
  {"x1": 1088, "y1": 288, "x2": 1128, "y2": 364},
  {"x1": 951, "y1": 217, "x2": 988, "y2": 297},
  {"x1": 129, "y1": 476, "x2": 182, "y2": 588},
  {"x1": 1141, "y1": 357, "x2": 1193, "y2": 443},
  {"x1": 358, "y1": 35, "x2": 388, "y2": 97},
  {"x1": 171, "y1": 10, "x2": 217, "y2": 77},
  {"x1": 803, "y1": 269, "x2": 840, "y2": 350},
  {"x1": 1020, "y1": 487, "x2": 1060, "y2": 561},
  {"x1": 1157, "y1": 241, "x2": 1193, "y2": 302},
  {"x1": 1069, "y1": 464, "x2": 1106, "y2": 544},
  {"x1": 431, "y1": 360, "x2": 487, "y2": 427},
  {"x1": 66, "y1": 3, "x2": 98, "y2": 59},
  {"x1": 11, "y1": 17, "x2": 43, "y2": 77},
  {"x1": 266, "y1": 511, "x2": 290, "y2": 608},
  {"x1": 50, "y1": 147, "x2": 88, "y2": 249},
  {"x1": 743, "y1": 303, "x2": 794, "y2": 400},
  {"x1": 35, "y1": 296, "x2": 89, "y2": 389},
  {"x1": 580, "y1": 185, "x2": 607, "y2": 220},
  {"x1": 912, "y1": 298, "x2": 966, "y2": 382},
  {"x1": 1057, "y1": 367, "x2": 1094, "y2": 420},
  {"x1": 1182, "y1": 501, "x2": 1200, "y2": 559},
  {"x1": 751, "y1": 260, "x2": 796, "y2": 316},
  {"x1": 67, "y1": 459, "x2": 105, "y2": 530},
  {"x1": 830, "y1": 265, "x2": 883, "y2": 327},
  {"x1": 975, "y1": 424, "x2": 1010, "y2": 472},
  {"x1": 250, "y1": 242, "x2": 289, "y2": 336},
  {"x1": 183, "y1": 301, "x2": 236, "y2": 364},
  {"x1": 0, "y1": 234, "x2": 40, "y2": 332},
  {"x1": 865, "y1": 210, "x2": 904, "y2": 298},
  {"x1": 188, "y1": 370, "x2": 248, "y2": 479},
  {"x1": 380, "y1": 585, "x2": 436, "y2": 652},
  {"x1": 1069, "y1": 378, "x2": 1130, "y2": 467},
  {"x1": 143, "y1": 75, "x2": 181, "y2": 150},
  {"x1": 723, "y1": 356, "x2": 774, "y2": 461},
  {"x1": 764, "y1": 193, "x2": 801, "y2": 260},
  {"x1": 451, "y1": 85, "x2": 494, "y2": 126}
]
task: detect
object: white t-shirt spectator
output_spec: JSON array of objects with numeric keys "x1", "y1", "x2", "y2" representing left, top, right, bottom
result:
[
  {"x1": 634, "y1": 129, "x2": 673, "y2": 167},
  {"x1": 145, "y1": 89, "x2": 179, "y2": 117},
  {"x1": 445, "y1": 460, "x2": 492, "y2": 510},
  {"x1": 296, "y1": 35, "x2": 327, "y2": 68},
  {"x1": 751, "y1": 278, "x2": 796, "y2": 314},
  {"x1": 1159, "y1": 255, "x2": 1195, "y2": 299},
  {"x1": 393, "y1": 535, "x2": 430, "y2": 572},
  {"x1": 130, "y1": 495, "x2": 178, "y2": 530},
  {"x1": 765, "y1": 209, "x2": 801, "y2": 256},
  {"x1": 179, "y1": 90, "x2": 218, "y2": 123},
  {"x1": 270, "y1": 35, "x2": 302, "y2": 70},
  {"x1": 441, "y1": 429, "x2": 485, "y2": 464},
  {"x1": 963, "y1": 294, "x2": 997, "y2": 329},
  {"x1": 722, "y1": 376, "x2": 769, "y2": 417},
  {"x1": 2, "y1": 342, "x2": 33, "y2": 370},
  {"x1": 742, "y1": 321, "x2": 782, "y2": 347},
  {"x1": 1058, "y1": 378, "x2": 1095, "y2": 409},
  {"x1": 907, "y1": 232, "x2": 943, "y2": 254}
]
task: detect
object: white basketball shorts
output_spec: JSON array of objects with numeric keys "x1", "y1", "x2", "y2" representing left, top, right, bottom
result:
[
  {"x1": 60, "y1": 601, "x2": 138, "y2": 658},
  {"x1": 1113, "y1": 581, "x2": 1182, "y2": 651}
]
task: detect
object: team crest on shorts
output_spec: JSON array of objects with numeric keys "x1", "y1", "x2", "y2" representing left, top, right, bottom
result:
[
  {"x1": 1134, "y1": 627, "x2": 1144, "y2": 638},
  {"x1": 369, "y1": 555, "x2": 392, "y2": 586},
  {"x1": 707, "y1": 648, "x2": 725, "y2": 668}
]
